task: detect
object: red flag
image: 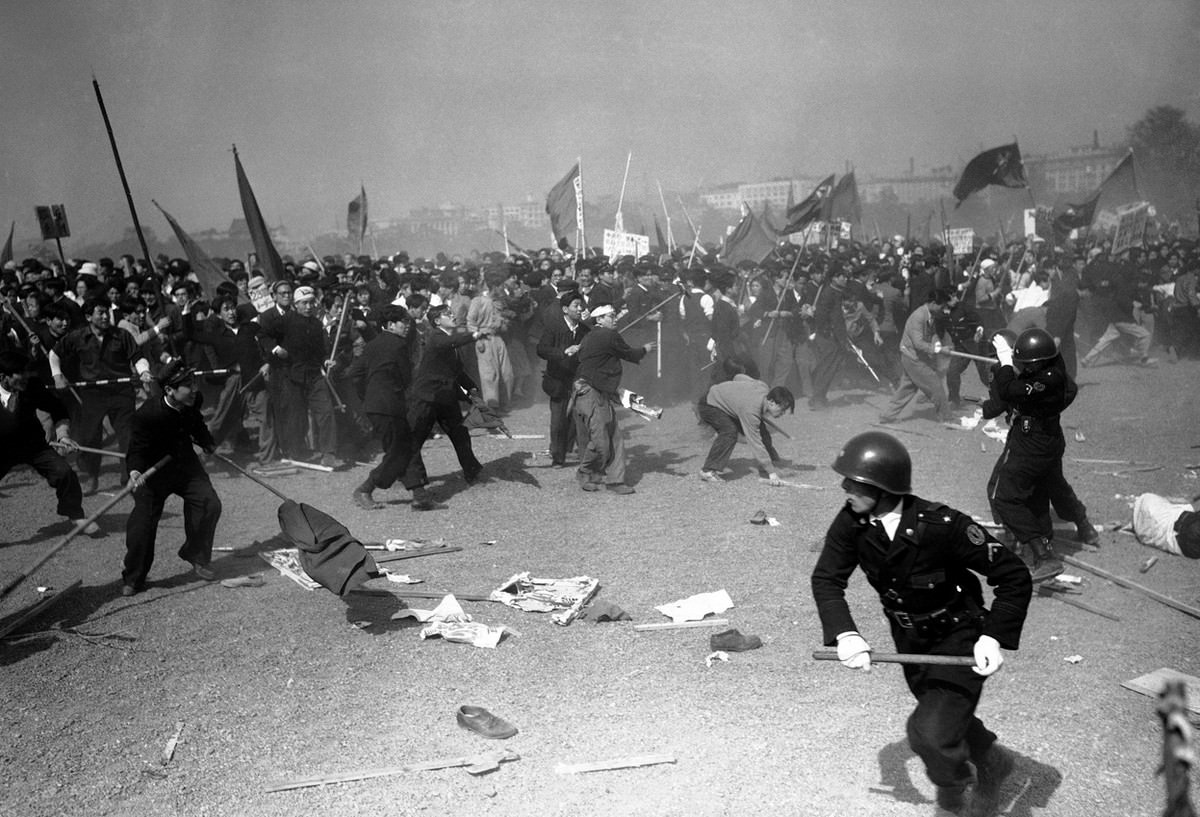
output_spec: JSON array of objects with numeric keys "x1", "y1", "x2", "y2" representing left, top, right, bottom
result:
[
  {"x1": 722, "y1": 207, "x2": 777, "y2": 266},
  {"x1": 782, "y1": 174, "x2": 835, "y2": 234},
  {"x1": 153, "y1": 200, "x2": 229, "y2": 295},
  {"x1": 824, "y1": 171, "x2": 861, "y2": 224},
  {"x1": 0, "y1": 221, "x2": 13, "y2": 269},
  {"x1": 347, "y1": 185, "x2": 367, "y2": 243},
  {"x1": 953, "y1": 143, "x2": 1027, "y2": 205},
  {"x1": 234, "y1": 147, "x2": 286, "y2": 282},
  {"x1": 545, "y1": 163, "x2": 581, "y2": 246}
]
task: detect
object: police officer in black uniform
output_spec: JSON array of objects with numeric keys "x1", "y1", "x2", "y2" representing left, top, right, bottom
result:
[
  {"x1": 812, "y1": 431, "x2": 1032, "y2": 816},
  {"x1": 983, "y1": 328, "x2": 1097, "y2": 583}
]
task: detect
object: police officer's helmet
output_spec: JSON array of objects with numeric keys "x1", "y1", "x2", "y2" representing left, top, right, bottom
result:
[
  {"x1": 1014, "y1": 328, "x2": 1057, "y2": 363},
  {"x1": 832, "y1": 431, "x2": 911, "y2": 495}
]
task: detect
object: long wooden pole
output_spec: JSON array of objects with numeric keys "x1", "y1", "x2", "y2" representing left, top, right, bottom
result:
[
  {"x1": 812, "y1": 649, "x2": 975, "y2": 667},
  {"x1": 615, "y1": 151, "x2": 632, "y2": 229},
  {"x1": 760, "y1": 250, "x2": 802, "y2": 347},
  {"x1": 212, "y1": 452, "x2": 292, "y2": 502},
  {"x1": 92, "y1": 76, "x2": 155, "y2": 274},
  {"x1": 1062, "y1": 555, "x2": 1200, "y2": 620},
  {"x1": 0, "y1": 455, "x2": 172, "y2": 602}
]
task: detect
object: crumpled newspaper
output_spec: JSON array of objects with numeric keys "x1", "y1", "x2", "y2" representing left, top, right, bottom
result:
[
  {"x1": 705, "y1": 651, "x2": 730, "y2": 668},
  {"x1": 959, "y1": 408, "x2": 983, "y2": 430},
  {"x1": 655, "y1": 589, "x2": 734, "y2": 623},
  {"x1": 390, "y1": 594, "x2": 510, "y2": 649},
  {"x1": 379, "y1": 567, "x2": 422, "y2": 585}
]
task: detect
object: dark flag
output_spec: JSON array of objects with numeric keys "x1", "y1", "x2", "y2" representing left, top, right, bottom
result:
[
  {"x1": 782, "y1": 174, "x2": 835, "y2": 234},
  {"x1": 1095, "y1": 150, "x2": 1139, "y2": 210},
  {"x1": 761, "y1": 201, "x2": 782, "y2": 236},
  {"x1": 546, "y1": 162, "x2": 581, "y2": 246},
  {"x1": 233, "y1": 146, "x2": 286, "y2": 282},
  {"x1": 0, "y1": 221, "x2": 13, "y2": 269},
  {"x1": 347, "y1": 185, "x2": 367, "y2": 244},
  {"x1": 824, "y1": 171, "x2": 861, "y2": 224},
  {"x1": 953, "y1": 143, "x2": 1027, "y2": 206},
  {"x1": 722, "y1": 207, "x2": 777, "y2": 266},
  {"x1": 153, "y1": 200, "x2": 230, "y2": 295},
  {"x1": 1052, "y1": 194, "x2": 1099, "y2": 237},
  {"x1": 654, "y1": 216, "x2": 668, "y2": 253}
]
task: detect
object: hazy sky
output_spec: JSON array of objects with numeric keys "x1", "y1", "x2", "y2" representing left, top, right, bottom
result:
[{"x1": 3, "y1": 0, "x2": 1198, "y2": 246}]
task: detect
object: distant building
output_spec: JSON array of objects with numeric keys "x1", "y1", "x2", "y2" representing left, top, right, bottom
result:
[
  {"x1": 1024, "y1": 141, "x2": 1125, "y2": 196},
  {"x1": 860, "y1": 169, "x2": 956, "y2": 205},
  {"x1": 699, "y1": 183, "x2": 743, "y2": 212}
]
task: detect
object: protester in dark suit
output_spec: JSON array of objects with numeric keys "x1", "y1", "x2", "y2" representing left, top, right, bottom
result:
[
  {"x1": 346, "y1": 306, "x2": 433, "y2": 510},
  {"x1": 536, "y1": 291, "x2": 589, "y2": 466},
  {"x1": 401, "y1": 305, "x2": 488, "y2": 503},
  {"x1": 0, "y1": 350, "x2": 96, "y2": 533},
  {"x1": 122, "y1": 361, "x2": 221, "y2": 596}
]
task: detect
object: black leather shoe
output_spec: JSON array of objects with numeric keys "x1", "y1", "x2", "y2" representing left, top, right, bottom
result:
[
  {"x1": 456, "y1": 705, "x2": 518, "y2": 740},
  {"x1": 709, "y1": 628, "x2": 763, "y2": 652}
]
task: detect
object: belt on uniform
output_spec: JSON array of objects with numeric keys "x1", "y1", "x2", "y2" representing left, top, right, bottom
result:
[{"x1": 884, "y1": 604, "x2": 963, "y2": 630}]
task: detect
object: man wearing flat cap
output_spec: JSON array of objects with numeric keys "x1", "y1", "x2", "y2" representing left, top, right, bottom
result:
[
  {"x1": 571, "y1": 304, "x2": 655, "y2": 495},
  {"x1": 122, "y1": 360, "x2": 221, "y2": 596}
]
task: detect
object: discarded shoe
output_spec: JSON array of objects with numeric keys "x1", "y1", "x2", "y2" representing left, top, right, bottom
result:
[
  {"x1": 606, "y1": 483, "x2": 635, "y2": 495},
  {"x1": 220, "y1": 574, "x2": 265, "y2": 589},
  {"x1": 709, "y1": 628, "x2": 763, "y2": 652},
  {"x1": 456, "y1": 705, "x2": 518, "y2": 740},
  {"x1": 749, "y1": 510, "x2": 768, "y2": 525}
]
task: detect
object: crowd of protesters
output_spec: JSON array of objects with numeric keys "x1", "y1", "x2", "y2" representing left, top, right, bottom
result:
[{"x1": 1, "y1": 228, "x2": 1197, "y2": 506}]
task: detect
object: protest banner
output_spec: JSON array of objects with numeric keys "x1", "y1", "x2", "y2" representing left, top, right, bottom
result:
[
  {"x1": 602, "y1": 229, "x2": 649, "y2": 260},
  {"x1": 1111, "y1": 203, "x2": 1150, "y2": 256},
  {"x1": 945, "y1": 228, "x2": 976, "y2": 255}
]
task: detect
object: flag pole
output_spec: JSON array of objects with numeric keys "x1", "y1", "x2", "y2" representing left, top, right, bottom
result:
[
  {"x1": 92, "y1": 76, "x2": 156, "y2": 274},
  {"x1": 657, "y1": 180, "x2": 674, "y2": 252},
  {"x1": 577, "y1": 156, "x2": 585, "y2": 258},
  {"x1": 615, "y1": 151, "x2": 632, "y2": 230}
]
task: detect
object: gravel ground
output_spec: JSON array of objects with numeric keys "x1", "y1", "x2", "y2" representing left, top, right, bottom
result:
[{"x1": 1, "y1": 358, "x2": 1198, "y2": 817}]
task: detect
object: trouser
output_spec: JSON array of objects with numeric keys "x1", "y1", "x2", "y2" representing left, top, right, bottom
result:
[
  {"x1": 880, "y1": 355, "x2": 949, "y2": 422},
  {"x1": 280, "y1": 375, "x2": 337, "y2": 459},
  {"x1": 697, "y1": 397, "x2": 777, "y2": 473},
  {"x1": 945, "y1": 343, "x2": 990, "y2": 404},
  {"x1": 506, "y1": 337, "x2": 534, "y2": 403},
  {"x1": 366, "y1": 411, "x2": 414, "y2": 490},
  {"x1": 262, "y1": 368, "x2": 287, "y2": 460},
  {"x1": 403, "y1": 397, "x2": 481, "y2": 487},
  {"x1": 0, "y1": 447, "x2": 85, "y2": 519},
  {"x1": 893, "y1": 616, "x2": 995, "y2": 788},
  {"x1": 474, "y1": 335, "x2": 512, "y2": 408},
  {"x1": 206, "y1": 374, "x2": 245, "y2": 449},
  {"x1": 809, "y1": 335, "x2": 843, "y2": 404},
  {"x1": 72, "y1": 387, "x2": 135, "y2": 480},
  {"x1": 546, "y1": 391, "x2": 576, "y2": 464},
  {"x1": 1081, "y1": 321, "x2": 1152, "y2": 363},
  {"x1": 770, "y1": 336, "x2": 814, "y2": 397},
  {"x1": 243, "y1": 388, "x2": 278, "y2": 463},
  {"x1": 987, "y1": 435, "x2": 1088, "y2": 544},
  {"x1": 572, "y1": 382, "x2": 626, "y2": 485},
  {"x1": 123, "y1": 462, "x2": 221, "y2": 587}
]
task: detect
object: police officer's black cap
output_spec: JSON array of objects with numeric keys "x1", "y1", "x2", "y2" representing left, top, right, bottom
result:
[{"x1": 159, "y1": 360, "x2": 195, "y2": 389}]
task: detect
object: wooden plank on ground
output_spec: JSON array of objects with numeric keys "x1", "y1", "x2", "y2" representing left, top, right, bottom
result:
[
  {"x1": 633, "y1": 618, "x2": 729, "y2": 632},
  {"x1": 555, "y1": 753, "x2": 676, "y2": 774},
  {"x1": 1121, "y1": 668, "x2": 1200, "y2": 715}
]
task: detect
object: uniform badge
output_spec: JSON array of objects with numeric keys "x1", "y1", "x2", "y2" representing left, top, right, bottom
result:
[{"x1": 966, "y1": 524, "x2": 986, "y2": 545}]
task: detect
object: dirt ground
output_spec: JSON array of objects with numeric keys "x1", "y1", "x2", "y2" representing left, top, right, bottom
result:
[{"x1": 1, "y1": 358, "x2": 1198, "y2": 817}]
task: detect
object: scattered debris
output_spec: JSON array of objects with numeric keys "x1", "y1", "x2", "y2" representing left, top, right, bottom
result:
[
  {"x1": 220, "y1": 574, "x2": 265, "y2": 589},
  {"x1": 490, "y1": 573, "x2": 600, "y2": 626},
  {"x1": 161, "y1": 721, "x2": 185, "y2": 766},
  {"x1": 1064, "y1": 655, "x2": 1083, "y2": 664},
  {"x1": 1063, "y1": 555, "x2": 1200, "y2": 620},
  {"x1": 1140, "y1": 556, "x2": 1158, "y2": 573},
  {"x1": 0, "y1": 579, "x2": 82, "y2": 640},
  {"x1": 554, "y1": 753, "x2": 676, "y2": 774},
  {"x1": 259, "y1": 549, "x2": 320, "y2": 591},
  {"x1": 1074, "y1": 429, "x2": 1086, "y2": 442},
  {"x1": 373, "y1": 547, "x2": 461, "y2": 564},
  {"x1": 655, "y1": 588, "x2": 734, "y2": 623},
  {"x1": 280, "y1": 458, "x2": 333, "y2": 473},
  {"x1": 391, "y1": 594, "x2": 514, "y2": 648},
  {"x1": 265, "y1": 749, "x2": 521, "y2": 792},
  {"x1": 380, "y1": 570, "x2": 422, "y2": 585},
  {"x1": 579, "y1": 600, "x2": 631, "y2": 622},
  {"x1": 705, "y1": 651, "x2": 730, "y2": 667}
]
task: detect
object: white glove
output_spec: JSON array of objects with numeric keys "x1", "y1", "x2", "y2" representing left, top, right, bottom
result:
[
  {"x1": 836, "y1": 632, "x2": 872, "y2": 672},
  {"x1": 991, "y1": 335, "x2": 1014, "y2": 367},
  {"x1": 972, "y1": 635, "x2": 1003, "y2": 677}
]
